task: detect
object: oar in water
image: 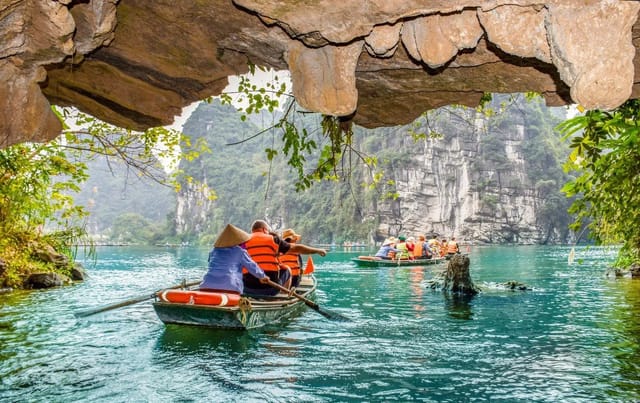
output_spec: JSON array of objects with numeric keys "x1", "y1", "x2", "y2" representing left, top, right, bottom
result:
[
  {"x1": 266, "y1": 279, "x2": 349, "y2": 321},
  {"x1": 74, "y1": 279, "x2": 201, "y2": 318}
]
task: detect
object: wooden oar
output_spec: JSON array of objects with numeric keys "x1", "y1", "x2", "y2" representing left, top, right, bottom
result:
[
  {"x1": 266, "y1": 279, "x2": 349, "y2": 321},
  {"x1": 74, "y1": 279, "x2": 201, "y2": 318}
]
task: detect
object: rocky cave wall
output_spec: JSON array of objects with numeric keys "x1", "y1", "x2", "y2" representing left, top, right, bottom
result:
[{"x1": 1, "y1": 0, "x2": 639, "y2": 148}]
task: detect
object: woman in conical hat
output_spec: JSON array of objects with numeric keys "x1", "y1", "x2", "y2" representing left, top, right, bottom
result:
[{"x1": 200, "y1": 224, "x2": 269, "y2": 294}]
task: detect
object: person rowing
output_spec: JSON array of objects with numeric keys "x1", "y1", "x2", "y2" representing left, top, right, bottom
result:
[
  {"x1": 199, "y1": 224, "x2": 269, "y2": 295},
  {"x1": 374, "y1": 238, "x2": 400, "y2": 260}
]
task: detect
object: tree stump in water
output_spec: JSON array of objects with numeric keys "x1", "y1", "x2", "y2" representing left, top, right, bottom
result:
[{"x1": 442, "y1": 254, "x2": 479, "y2": 295}]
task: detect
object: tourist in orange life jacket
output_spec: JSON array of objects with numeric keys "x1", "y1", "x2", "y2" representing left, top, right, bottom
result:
[
  {"x1": 279, "y1": 228, "x2": 304, "y2": 288},
  {"x1": 413, "y1": 234, "x2": 433, "y2": 259},
  {"x1": 447, "y1": 237, "x2": 460, "y2": 256},
  {"x1": 243, "y1": 220, "x2": 327, "y2": 296},
  {"x1": 199, "y1": 224, "x2": 269, "y2": 294}
]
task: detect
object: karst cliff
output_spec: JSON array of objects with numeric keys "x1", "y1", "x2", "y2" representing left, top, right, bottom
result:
[
  {"x1": 173, "y1": 97, "x2": 571, "y2": 245},
  {"x1": 2, "y1": 0, "x2": 639, "y2": 148}
]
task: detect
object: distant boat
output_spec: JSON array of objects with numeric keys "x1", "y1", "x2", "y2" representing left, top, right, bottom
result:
[
  {"x1": 351, "y1": 256, "x2": 446, "y2": 267},
  {"x1": 152, "y1": 275, "x2": 317, "y2": 330}
]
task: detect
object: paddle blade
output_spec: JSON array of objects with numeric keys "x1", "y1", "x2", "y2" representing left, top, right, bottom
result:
[
  {"x1": 316, "y1": 307, "x2": 350, "y2": 321},
  {"x1": 304, "y1": 256, "x2": 315, "y2": 274}
]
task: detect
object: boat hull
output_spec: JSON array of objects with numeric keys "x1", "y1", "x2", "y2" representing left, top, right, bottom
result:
[
  {"x1": 152, "y1": 276, "x2": 316, "y2": 330},
  {"x1": 351, "y1": 257, "x2": 445, "y2": 267}
]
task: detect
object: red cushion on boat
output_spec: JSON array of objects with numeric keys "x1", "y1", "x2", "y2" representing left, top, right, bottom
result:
[{"x1": 159, "y1": 290, "x2": 240, "y2": 306}]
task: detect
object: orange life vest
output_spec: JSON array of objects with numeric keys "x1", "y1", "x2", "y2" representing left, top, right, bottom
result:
[
  {"x1": 447, "y1": 241, "x2": 459, "y2": 254},
  {"x1": 279, "y1": 251, "x2": 301, "y2": 276},
  {"x1": 244, "y1": 232, "x2": 279, "y2": 273},
  {"x1": 413, "y1": 242, "x2": 423, "y2": 258}
]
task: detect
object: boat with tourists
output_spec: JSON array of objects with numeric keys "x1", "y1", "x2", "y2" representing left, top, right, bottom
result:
[
  {"x1": 151, "y1": 274, "x2": 318, "y2": 330},
  {"x1": 351, "y1": 256, "x2": 446, "y2": 267}
]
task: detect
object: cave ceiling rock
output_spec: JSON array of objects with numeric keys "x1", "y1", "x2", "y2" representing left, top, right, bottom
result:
[
  {"x1": 1, "y1": 0, "x2": 640, "y2": 149},
  {"x1": 364, "y1": 23, "x2": 402, "y2": 58},
  {"x1": 1, "y1": 0, "x2": 77, "y2": 144},
  {"x1": 70, "y1": 0, "x2": 118, "y2": 55},
  {"x1": 477, "y1": 5, "x2": 552, "y2": 63},
  {"x1": 545, "y1": 2, "x2": 640, "y2": 110},
  {"x1": 241, "y1": 0, "x2": 640, "y2": 114},
  {"x1": 401, "y1": 11, "x2": 484, "y2": 69},
  {"x1": 286, "y1": 40, "x2": 363, "y2": 117}
]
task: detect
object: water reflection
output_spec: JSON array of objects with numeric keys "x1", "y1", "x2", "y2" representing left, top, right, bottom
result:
[
  {"x1": 409, "y1": 267, "x2": 425, "y2": 313},
  {"x1": 155, "y1": 325, "x2": 258, "y2": 354},
  {"x1": 443, "y1": 293, "x2": 475, "y2": 320},
  {"x1": 5, "y1": 246, "x2": 640, "y2": 401}
]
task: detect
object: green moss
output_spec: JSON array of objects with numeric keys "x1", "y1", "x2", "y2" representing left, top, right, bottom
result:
[{"x1": 0, "y1": 231, "x2": 76, "y2": 289}]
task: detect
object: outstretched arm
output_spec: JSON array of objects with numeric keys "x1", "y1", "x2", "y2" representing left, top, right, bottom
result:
[{"x1": 290, "y1": 244, "x2": 327, "y2": 257}]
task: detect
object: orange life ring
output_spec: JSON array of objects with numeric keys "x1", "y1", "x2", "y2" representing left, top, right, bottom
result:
[{"x1": 159, "y1": 290, "x2": 241, "y2": 306}]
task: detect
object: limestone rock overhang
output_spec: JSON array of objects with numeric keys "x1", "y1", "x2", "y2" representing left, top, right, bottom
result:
[{"x1": 1, "y1": 0, "x2": 639, "y2": 147}]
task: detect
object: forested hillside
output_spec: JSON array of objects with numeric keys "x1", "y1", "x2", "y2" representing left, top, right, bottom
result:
[{"x1": 75, "y1": 158, "x2": 174, "y2": 244}]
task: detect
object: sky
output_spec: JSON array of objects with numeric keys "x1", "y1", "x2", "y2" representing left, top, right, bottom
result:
[
  {"x1": 160, "y1": 68, "x2": 292, "y2": 171},
  {"x1": 167, "y1": 68, "x2": 292, "y2": 132}
]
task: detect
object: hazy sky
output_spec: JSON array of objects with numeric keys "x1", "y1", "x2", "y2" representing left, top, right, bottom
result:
[{"x1": 167, "y1": 68, "x2": 292, "y2": 132}]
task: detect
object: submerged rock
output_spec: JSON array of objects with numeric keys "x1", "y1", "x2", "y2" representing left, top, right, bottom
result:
[
  {"x1": 442, "y1": 254, "x2": 480, "y2": 295},
  {"x1": 426, "y1": 254, "x2": 480, "y2": 295},
  {"x1": 426, "y1": 256, "x2": 529, "y2": 294},
  {"x1": 502, "y1": 281, "x2": 529, "y2": 291}
]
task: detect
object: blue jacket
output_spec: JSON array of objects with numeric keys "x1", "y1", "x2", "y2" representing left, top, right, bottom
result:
[
  {"x1": 375, "y1": 245, "x2": 400, "y2": 258},
  {"x1": 200, "y1": 246, "x2": 266, "y2": 293}
]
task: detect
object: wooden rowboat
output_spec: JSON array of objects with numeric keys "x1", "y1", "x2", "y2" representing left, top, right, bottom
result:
[
  {"x1": 352, "y1": 256, "x2": 446, "y2": 267},
  {"x1": 152, "y1": 275, "x2": 317, "y2": 330}
]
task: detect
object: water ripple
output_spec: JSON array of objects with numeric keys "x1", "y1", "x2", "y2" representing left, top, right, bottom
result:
[{"x1": 1, "y1": 246, "x2": 640, "y2": 401}]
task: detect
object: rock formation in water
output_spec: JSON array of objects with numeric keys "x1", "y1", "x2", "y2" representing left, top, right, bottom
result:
[
  {"x1": 1, "y1": 1, "x2": 639, "y2": 149},
  {"x1": 426, "y1": 254, "x2": 480, "y2": 295}
]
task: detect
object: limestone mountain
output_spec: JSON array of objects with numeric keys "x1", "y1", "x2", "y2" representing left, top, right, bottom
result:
[{"x1": 175, "y1": 95, "x2": 573, "y2": 245}]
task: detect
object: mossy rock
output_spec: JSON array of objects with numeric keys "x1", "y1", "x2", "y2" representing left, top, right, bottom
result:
[{"x1": 25, "y1": 272, "x2": 71, "y2": 289}]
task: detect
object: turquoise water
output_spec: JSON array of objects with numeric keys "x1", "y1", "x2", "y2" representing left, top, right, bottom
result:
[{"x1": 1, "y1": 245, "x2": 640, "y2": 402}]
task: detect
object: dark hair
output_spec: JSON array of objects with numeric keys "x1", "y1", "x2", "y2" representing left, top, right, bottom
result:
[{"x1": 251, "y1": 220, "x2": 269, "y2": 232}]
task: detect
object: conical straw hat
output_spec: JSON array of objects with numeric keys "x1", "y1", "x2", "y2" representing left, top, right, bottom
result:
[{"x1": 214, "y1": 224, "x2": 251, "y2": 248}]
